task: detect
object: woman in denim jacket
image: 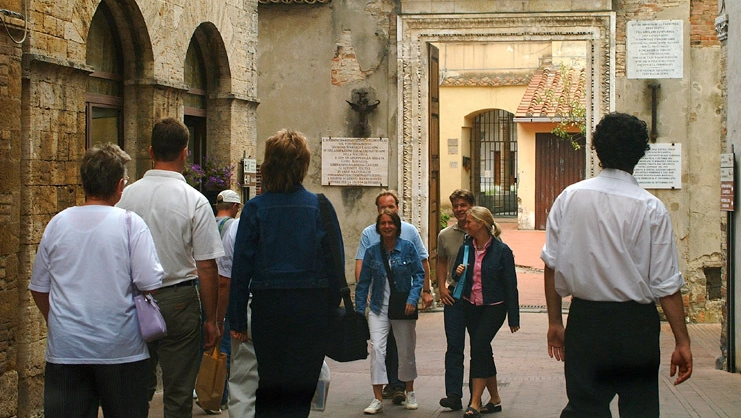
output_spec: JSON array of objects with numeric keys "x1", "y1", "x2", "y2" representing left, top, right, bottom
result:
[
  {"x1": 452, "y1": 206, "x2": 520, "y2": 418},
  {"x1": 355, "y1": 209, "x2": 424, "y2": 415},
  {"x1": 229, "y1": 129, "x2": 343, "y2": 417}
]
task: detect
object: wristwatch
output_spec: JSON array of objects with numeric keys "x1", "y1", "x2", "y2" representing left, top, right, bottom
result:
[{"x1": 422, "y1": 289, "x2": 431, "y2": 294}]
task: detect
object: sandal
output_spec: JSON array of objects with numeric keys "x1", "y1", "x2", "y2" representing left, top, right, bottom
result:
[
  {"x1": 480, "y1": 402, "x2": 502, "y2": 414},
  {"x1": 463, "y1": 406, "x2": 481, "y2": 417}
]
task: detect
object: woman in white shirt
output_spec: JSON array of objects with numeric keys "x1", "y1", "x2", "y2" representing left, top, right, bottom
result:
[{"x1": 29, "y1": 143, "x2": 163, "y2": 418}]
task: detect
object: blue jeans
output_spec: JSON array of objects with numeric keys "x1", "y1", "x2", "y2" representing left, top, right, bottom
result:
[
  {"x1": 444, "y1": 291, "x2": 466, "y2": 398},
  {"x1": 220, "y1": 313, "x2": 231, "y2": 406}
]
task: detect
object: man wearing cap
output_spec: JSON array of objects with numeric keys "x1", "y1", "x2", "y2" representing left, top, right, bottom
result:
[{"x1": 196, "y1": 189, "x2": 242, "y2": 414}]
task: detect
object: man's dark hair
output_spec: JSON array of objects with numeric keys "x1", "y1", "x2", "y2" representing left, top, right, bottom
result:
[
  {"x1": 151, "y1": 118, "x2": 189, "y2": 162},
  {"x1": 375, "y1": 209, "x2": 402, "y2": 237},
  {"x1": 591, "y1": 112, "x2": 650, "y2": 172},
  {"x1": 80, "y1": 143, "x2": 130, "y2": 199},
  {"x1": 449, "y1": 189, "x2": 475, "y2": 205}
]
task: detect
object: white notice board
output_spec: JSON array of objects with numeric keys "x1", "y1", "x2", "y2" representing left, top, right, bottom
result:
[
  {"x1": 321, "y1": 137, "x2": 388, "y2": 186},
  {"x1": 633, "y1": 143, "x2": 682, "y2": 189},
  {"x1": 627, "y1": 20, "x2": 683, "y2": 79}
]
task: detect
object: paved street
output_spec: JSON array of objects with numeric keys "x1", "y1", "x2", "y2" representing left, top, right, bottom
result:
[{"x1": 145, "y1": 221, "x2": 741, "y2": 417}]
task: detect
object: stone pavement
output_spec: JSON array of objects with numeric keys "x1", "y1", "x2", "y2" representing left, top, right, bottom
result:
[{"x1": 145, "y1": 220, "x2": 741, "y2": 417}]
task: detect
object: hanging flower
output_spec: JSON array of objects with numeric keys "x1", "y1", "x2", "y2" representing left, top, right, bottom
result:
[{"x1": 184, "y1": 157, "x2": 235, "y2": 191}]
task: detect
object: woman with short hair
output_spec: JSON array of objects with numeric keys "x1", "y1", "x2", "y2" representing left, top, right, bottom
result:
[
  {"x1": 355, "y1": 209, "x2": 425, "y2": 415},
  {"x1": 229, "y1": 129, "x2": 344, "y2": 417},
  {"x1": 29, "y1": 143, "x2": 164, "y2": 418}
]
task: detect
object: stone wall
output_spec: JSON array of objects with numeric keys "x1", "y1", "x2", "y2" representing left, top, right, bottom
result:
[
  {"x1": 614, "y1": 0, "x2": 724, "y2": 324},
  {"x1": 0, "y1": 1, "x2": 258, "y2": 416}
]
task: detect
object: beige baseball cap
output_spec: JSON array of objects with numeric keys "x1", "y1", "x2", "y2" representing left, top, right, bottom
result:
[{"x1": 216, "y1": 189, "x2": 241, "y2": 204}]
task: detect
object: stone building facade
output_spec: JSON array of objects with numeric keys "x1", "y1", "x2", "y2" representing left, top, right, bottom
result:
[{"x1": 0, "y1": 0, "x2": 258, "y2": 416}]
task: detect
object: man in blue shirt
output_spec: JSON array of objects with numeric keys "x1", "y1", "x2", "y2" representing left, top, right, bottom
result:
[{"x1": 355, "y1": 190, "x2": 433, "y2": 404}]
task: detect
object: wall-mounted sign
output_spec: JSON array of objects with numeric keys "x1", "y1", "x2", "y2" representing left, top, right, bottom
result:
[
  {"x1": 633, "y1": 143, "x2": 682, "y2": 189},
  {"x1": 721, "y1": 153, "x2": 734, "y2": 211},
  {"x1": 321, "y1": 137, "x2": 388, "y2": 186},
  {"x1": 627, "y1": 20, "x2": 683, "y2": 79}
]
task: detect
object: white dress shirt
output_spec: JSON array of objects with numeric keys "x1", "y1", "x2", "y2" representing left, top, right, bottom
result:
[{"x1": 540, "y1": 168, "x2": 684, "y2": 303}]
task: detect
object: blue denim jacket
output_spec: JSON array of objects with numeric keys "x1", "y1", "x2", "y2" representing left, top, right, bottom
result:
[
  {"x1": 452, "y1": 236, "x2": 520, "y2": 327},
  {"x1": 228, "y1": 185, "x2": 343, "y2": 332},
  {"x1": 355, "y1": 238, "x2": 424, "y2": 315}
]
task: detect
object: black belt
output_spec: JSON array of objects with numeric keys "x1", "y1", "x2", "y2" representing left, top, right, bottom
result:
[{"x1": 163, "y1": 279, "x2": 196, "y2": 289}]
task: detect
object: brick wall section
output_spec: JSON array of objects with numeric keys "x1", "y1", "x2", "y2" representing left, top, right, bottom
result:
[{"x1": 690, "y1": 0, "x2": 721, "y2": 47}]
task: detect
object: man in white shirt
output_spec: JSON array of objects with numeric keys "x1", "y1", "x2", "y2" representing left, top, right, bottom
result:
[
  {"x1": 118, "y1": 118, "x2": 224, "y2": 417},
  {"x1": 541, "y1": 112, "x2": 692, "y2": 417},
  {"x1": 355, "y1": 190, "x2": 433, "y2": 404}
]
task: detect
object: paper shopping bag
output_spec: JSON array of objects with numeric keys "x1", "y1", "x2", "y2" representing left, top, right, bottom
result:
[{"x1": 195, "y1": 346, "x2": 227, "y2": 411}]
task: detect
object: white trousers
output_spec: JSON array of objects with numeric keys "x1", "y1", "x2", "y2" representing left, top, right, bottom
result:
[
  {"x1": 368, "y1": 307, "x2": 417, "y2": 385},
  {"x1": 228, "y1": 304, "x2": 258, "y2": 418}
]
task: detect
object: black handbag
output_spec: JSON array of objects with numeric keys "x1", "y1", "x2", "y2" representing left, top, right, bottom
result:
[
  {"x1": 326, "y1": 287, "x2": 370, "y2": 362},
  {"x1": 381, "y1": 246, "x2": 418, "y2": 320}
]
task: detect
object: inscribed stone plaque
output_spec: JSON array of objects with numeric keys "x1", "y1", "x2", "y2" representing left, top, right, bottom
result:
[
  {"x1": 633, "y1": 143, "x2": 682, "y2": 189},
  {"x1": 321, "y1": 137, "x2": 388, "y2": 186},
  {"x1": 627, "y1": 20, "x2": 683, "y2": 79}
]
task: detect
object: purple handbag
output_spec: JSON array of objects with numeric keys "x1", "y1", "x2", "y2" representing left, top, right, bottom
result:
[{"x1": 126, "y1": 211, "x2": 167, "y2": 342}]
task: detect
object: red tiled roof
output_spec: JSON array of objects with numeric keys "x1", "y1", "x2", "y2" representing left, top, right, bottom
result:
[{"x1": 514, "y1": 66, "x2": 586, "y2": 121}]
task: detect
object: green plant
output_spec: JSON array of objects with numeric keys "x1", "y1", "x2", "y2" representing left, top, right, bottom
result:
[
  {"x1": 184, "y1": 156, "x2": 235, "y2": 191},
  {"x1": 540, "y1": 63, "x2": 587, "y2": 150},
  {"x1": 440, "y1": 212, "x2": 451, "y2": 229}
]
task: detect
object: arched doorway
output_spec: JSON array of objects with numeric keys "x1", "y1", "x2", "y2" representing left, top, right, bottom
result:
[{"x1": 85, "y1": 2, "x2": 123, "y2": 149}]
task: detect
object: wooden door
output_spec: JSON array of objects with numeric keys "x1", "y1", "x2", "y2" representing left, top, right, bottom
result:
[
  {"x1": 428, "y1": 43, "x2": 440, "y2": 267},
  {"x1": 535, "y1": 133, "x2": 585, "y2": 230}
]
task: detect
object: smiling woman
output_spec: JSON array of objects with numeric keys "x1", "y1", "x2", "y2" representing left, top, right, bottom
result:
[{"x1": 355, "y1": 209, "x2": 425, "y2": 414}]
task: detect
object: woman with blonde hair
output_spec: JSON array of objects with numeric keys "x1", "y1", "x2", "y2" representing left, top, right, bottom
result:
[
  {"x1": 451, "y1": 206, "x2": 519, "y2": 417},
  {"x1": 229, "y1": 129, "x2": 344, "y2": 417}
]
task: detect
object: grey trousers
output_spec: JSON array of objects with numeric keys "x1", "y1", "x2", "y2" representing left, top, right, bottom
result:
[{"x1": 229, "y1": 303, "x2": 258, "y2": 418}]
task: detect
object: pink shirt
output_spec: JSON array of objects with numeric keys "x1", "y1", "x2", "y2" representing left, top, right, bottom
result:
[{"x1": 466, "y1": 236, "x2": 502, "y2": 306}]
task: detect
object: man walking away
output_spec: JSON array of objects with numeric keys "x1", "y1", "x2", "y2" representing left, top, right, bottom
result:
[
  {"x1": 118, "y1": 117, "x2": 224, "y2": 417},
  {"x1": 542, "y1": 112, "x2": 692, "y2": 418}
]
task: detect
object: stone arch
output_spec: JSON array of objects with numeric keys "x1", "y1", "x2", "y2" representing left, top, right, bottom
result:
[
  {"x1": 397, "y1": 12, "x2": 613, "y2": 240},
  {"x1": 185, "y1": 23, "x2": 236, "y2": 167},
  {"x1": 189, "y1": 22, "x2": 232, "y2": 95},
  {"x1": 83, "y1": 0, "x2": 155, "y2": 80}
]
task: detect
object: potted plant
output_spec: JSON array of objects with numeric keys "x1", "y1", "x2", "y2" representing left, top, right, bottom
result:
[{"x1": 184, "y1": 157, "x2": 236, "y2": 203}]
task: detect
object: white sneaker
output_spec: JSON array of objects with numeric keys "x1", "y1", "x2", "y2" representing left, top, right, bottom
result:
[
  {"x1": 405, "y1": 391, "x2": 418, "y2": 410},
  {"x1": 364, "y1": 398, "x2": 383, "y2": 414}
]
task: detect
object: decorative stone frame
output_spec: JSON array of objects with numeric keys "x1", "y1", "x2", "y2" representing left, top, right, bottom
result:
[{"x1": 397, "y1": 12, "x2": 615, "y2": 236}]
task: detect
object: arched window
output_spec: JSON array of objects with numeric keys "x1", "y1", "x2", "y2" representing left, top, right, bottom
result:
[
  {"x1": 85, "y1": 2, "x2": 123, "y2": 149},
  {"x1": 184, "y1": 40, "x2": 207, "y2": 168}
]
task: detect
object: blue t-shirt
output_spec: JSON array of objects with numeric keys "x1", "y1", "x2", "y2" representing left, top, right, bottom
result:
[{"x1": 355, "y1": 220, "x2": 428, "y2": 261}]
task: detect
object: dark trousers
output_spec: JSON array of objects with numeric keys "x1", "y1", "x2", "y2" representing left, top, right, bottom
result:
[
  {"x1": 444, "y1": 289, "x2": 467, "y2": 398},
  {"x1": 44, "y1": 360, "x2": 149, "y2": 418},
  {"x1": 463, "y1": 302, "x2": 507, "y2": 379},
  {"x1": 251, "y1": 288, "x2": 329, "y2": 418},
  {"x1": 561, "y1": 298, "x2": 661, "y2": 418},
  {"x1": 385, "y1": 328, "x2": 405, "y2": 391}
]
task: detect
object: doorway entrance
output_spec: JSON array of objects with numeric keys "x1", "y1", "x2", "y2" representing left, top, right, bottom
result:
[{"x1": 473, "y1": 110, "x2": 518, "y2": 217}]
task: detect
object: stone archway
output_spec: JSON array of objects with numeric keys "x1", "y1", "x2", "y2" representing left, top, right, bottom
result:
[{"x1": 397, "y1": 12, "x2": 614, "y2": 240}]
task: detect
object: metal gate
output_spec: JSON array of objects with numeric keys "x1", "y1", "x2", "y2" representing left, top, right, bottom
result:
[{"x1": 472, "y1": 110, "x2": 518, "y2": 217}]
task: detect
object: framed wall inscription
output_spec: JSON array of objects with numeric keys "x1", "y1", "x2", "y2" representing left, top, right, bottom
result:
[
  {"x1": 633, "y1": 143, "x2": 682, "y2": 189},
  {"x1": 322, "y1": 137, "x2": 388, "y2": 186},
  {"x1": 627, "y1": 20, "x2": 683, "y2": 79}
]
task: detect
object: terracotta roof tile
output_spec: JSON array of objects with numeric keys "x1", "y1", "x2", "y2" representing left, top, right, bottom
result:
[{"x1": 515, "y1": 66, "x2": 586, "y2": 120}]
